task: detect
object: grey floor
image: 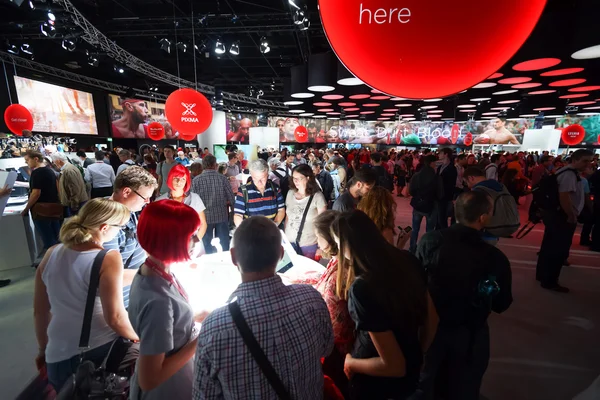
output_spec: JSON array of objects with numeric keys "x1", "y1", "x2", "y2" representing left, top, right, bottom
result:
[{"x1": 1, "y1": 195, "x2": 599, "y2": 399}]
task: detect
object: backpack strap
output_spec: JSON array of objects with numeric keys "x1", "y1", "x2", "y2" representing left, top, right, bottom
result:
[{"x1": 241, "y1": 185, "x2": 249, "y2": 218}]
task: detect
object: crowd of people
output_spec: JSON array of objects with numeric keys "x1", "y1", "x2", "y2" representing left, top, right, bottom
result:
[{"x1": 1, "y1": 141, "x2": 598, "y2": 399}]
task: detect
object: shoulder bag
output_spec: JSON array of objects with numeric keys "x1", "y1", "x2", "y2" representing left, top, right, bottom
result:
[
  {"x1": 57, "y1": 250, "x2": 139, "y2": 400},
  {"x1": 228, "y1": 301, "x2": 291, "y2": 400},
  {"x1": 291, "y1": 194, "x2": 314, "y2": 256}
]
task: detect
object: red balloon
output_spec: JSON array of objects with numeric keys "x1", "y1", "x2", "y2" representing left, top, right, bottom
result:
[
  {"x1": 4, "y1": 104, "x2": 33, "y2": 136},
  {"x1": 464, "y1": 132, "x2": 473, "y2": 146},
  {"x1": 147, "y1": 122, "x2": 165, "y2": 141},
  {"x1": 165, "y1": 88, "x2": 213, "y2": 135},
  {"x1": 561, "y1": 124, "x2": 585, "y2": 146},
  {"x1": 319, "y1": 0, "x2": 546, "y2": 98},
  {"x1": 180, "y1": 131, "x2": 197, "y2": 141},
  {"x1": 451, "y1": 124, "x2": 460, "y2": 144},
  {"x1": 294, "y1": 125, "x2": 309, "y2": 143}
]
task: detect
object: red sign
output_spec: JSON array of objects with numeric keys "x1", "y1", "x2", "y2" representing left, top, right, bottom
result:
[
  {"x1": 147, "y1": 121, "x2": 165, "y2": 141},
  {"x1": 451, "y1": 124, "x2": 460, "y2": 144},
  {"x1": 561, "y1": 124, "x2": 585, "y2": 146},
  {"x1": 4, "y1": 104, "x2": 33, "y2": 136},
  {"x1": 463, "y1": 132, "x2": 473, "y2": 146},
  {"x1": 318, "y1": 0, "x2": 546, "y2": 98},
  {"x1": 165, "y1": 88, "x2": 213, "y2": 136},
  {"x1": 179, "y1": 131, "x2": 197, "y2": 141},
  {"x1": 294, "y1": 125, "x2": 309, "y2": 143}
]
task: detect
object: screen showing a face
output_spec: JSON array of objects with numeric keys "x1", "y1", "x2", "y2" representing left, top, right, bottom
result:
[
  {"x1": 14, "y1": 76, "x2": 98, "y2": 135},
  {"x1": 213, "y1": 144, "x2": 255, "y2": 163},
  {"x1": 108, "y1": 94, "x2": 179, "y2": 139},
  {"x1": 226, "y1": 113, "x2": 259, "y2": 144}
]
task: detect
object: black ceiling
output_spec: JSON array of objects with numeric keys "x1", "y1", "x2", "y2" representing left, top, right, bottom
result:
[{"x1": 2, "y1": 0, "x2": 600, "y2": 121}]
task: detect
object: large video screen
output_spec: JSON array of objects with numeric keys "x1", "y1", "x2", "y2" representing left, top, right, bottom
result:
[
  {"x1": 108, "y1": 94, "x2": 179, "y2": 139},
  {"x1": 268, "y1": 116, "x2": 533, "y2": 146},
  {"x1": 556, "y1": 114, "x2": 600, "y2": 147},
  {"x1": 225, "y1": 112, "x2": 259, "y2": 144},
  {"x1": 14, "y1": 76, "x2": 98, "y2": 135},
  {"x1": 213, "y1": 144, "x2": 256, "y2": 164}
]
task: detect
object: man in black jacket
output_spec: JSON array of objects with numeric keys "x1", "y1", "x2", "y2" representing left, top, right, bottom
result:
[
  {"x1": 436, "y1": 147, "x2": 458, "y2": 229},
  {"x1": 310, "y1": 160, "x2": 333, "y2": 204},
  {"x1": 370, "y1": 152, "x2": 394, "y2": 191},
  {"x1": 416, "y1": 190, "x2": 513, "y2": 400},
  {"x1": 408, "y1": 155, "x2": 442, "y2": 253}
]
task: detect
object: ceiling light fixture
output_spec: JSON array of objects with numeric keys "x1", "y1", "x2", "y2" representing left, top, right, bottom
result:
[
  {"x1": 289, "y1": 0, "x2": 300, "y2": 10},
  {"x1": 40, "y1": 22, "x2": 56, "y2": 37},
  {"x1": 572, "y1": 45, "x2": 600, "y2": 60},
  {"x1": 159, "y1": 38, "x2": 171, "y2": 53},
  {"x1": 61, "y1": 39, "x2": 76, "y2": 52},
  {"x1": 47, "y1": 11, "x2": 55, "y2": 21},
  {"x1": 229, "y1": 41, "x2": 240, "y2": 56},
  {"x1": 20, "y1": 43, "x2": 32, "y2": 55},
  {"x1": 7, "y1": 43, "x2": 19, "y2": 55},
  {"x1": 299, "y1": 18, "x2": 310, "y2": 31},
  {"x1": 28, "y1": 1, "x2": 34, "y2": 10},
  {"x1": 260, "y1": 37, "x2": 270, "y2": 54},
  {"x1": 114, "y1": 65, "x2": 125, "y2": 74},
  {"x1": 176, "y1": 42, "x2": 187, "y2": 52},
  {"x1": 293, "y1": 9, "x2": 306, "y2": 25},
  {"x1": 87, "y1": 55, "x2": 99, "y2": 67},
  {"x1": 215, "y1": 39, "x2": 226, "y2": 54}
]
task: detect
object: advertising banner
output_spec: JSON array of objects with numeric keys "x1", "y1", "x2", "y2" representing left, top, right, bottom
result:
[
  {"x1": 109, "y1": 94, "x2": 178, "y2": 139},
  {"x1": 268, "y1": 117, "x2": 534, "y2": 146},
  {"x1": 225, "y1": 112, "x2": 260, "y2": 144},
  {"x1": 556, "y1": 115, "x2": 600, "y2": 147}
]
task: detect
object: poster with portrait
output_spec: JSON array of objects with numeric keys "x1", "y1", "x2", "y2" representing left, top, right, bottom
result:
[
  {"x1": 225, "y1": 113, "x2": 259, "y2": 144},
  {"x1": 556, "y1": 114, "x2": 600, "y2": 147},
  {"x1": 108, "y1": 94, "x2": 178, "y2": 139}
]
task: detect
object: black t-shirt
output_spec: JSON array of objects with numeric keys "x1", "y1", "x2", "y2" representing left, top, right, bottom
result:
[
  {"x1": 30, "y1": 166, "x2": 59, "y2": 203},
  {"x1": 347, "y1": 277, "x2": 422, "y2": 399}
]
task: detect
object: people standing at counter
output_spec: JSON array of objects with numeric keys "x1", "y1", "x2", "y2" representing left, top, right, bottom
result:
[
  {"x1": 285, "y1": 164, "x2": 327, "y2": 259},
  {"x1": 86, "y1": 150, "x2": 116, "y2": 199},
  {"x1": 128, "y1": 200, "x2": 202, "y2": 400},
  {"x1": 76, "y1": 149, "x2": 95, "y2": 168},
  {"x1": 21, "y1": 150, "x2": 62, "y2": 251},
  {"x1": 156, "y1": 164, "x2": 207, "y2": 256},
  {"x1": 104, "y1": 167, "x2": 158, "y2": 305},
  {"x1": 50, "y1": 152, "x2": 89, "y2": 217},
  {"x1": 234, "y1": 159, "x2": 286, "y2": 227},
  {"x1": 194, "y1": 216, "x2": 334, "y2": 399},
  {"x1": 33, "y1": 198, "x2": 139, "y2": 391}
]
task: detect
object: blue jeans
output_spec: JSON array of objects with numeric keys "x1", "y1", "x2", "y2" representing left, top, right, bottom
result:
[
  {"x1": 47, "y1": 340, "x2": 113, "y2": 392},
  {"x1": 203, "y1": 222, "x2": 231, "y2": 254},
  {"x1": 33, "y1": 219, "x2": 61, "y2": 250},
  {"x1": 410, "y1": 209, "x2": 437, "y2": 253}
]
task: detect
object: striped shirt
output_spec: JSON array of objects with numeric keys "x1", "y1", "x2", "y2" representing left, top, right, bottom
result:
[
  {"x1": 193, "y1": 275, "x2": 334, "y2": 400},
  {"x1": 234, "y1": 181, "x2": 285, "y2": 220}
]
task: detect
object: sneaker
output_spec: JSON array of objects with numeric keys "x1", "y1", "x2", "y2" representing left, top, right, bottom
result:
[
  {"x1": 0, "y1": 279, "x2": 11, "y2": 288},
  {"x1": 541, "y1": 283, "x2": 569, "y2": 293}
]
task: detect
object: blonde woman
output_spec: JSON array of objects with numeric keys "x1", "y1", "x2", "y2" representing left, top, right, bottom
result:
[{"x1": 33, "y1": 198, "x2": 139, "y2": 391}]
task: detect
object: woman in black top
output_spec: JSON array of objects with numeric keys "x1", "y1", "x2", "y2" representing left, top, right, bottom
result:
[
  {"x1": 331, "y1": 210, "x2": 438, "y2": 399},
  {"x1": 21, "y1": 150, "x2": 61, "y2": 251}
]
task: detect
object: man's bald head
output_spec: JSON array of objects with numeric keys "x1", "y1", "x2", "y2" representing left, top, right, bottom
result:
[{"x1": 238, "y1": 118, "x2": 252, "y2": 136}]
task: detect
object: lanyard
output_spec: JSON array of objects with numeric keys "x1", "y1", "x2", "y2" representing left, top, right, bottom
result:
[{"x1": 144, "y1": 258, "x2": 189, "y2": 302}]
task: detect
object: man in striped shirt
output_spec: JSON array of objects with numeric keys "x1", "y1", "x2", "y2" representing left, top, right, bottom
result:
[{"x1": 233, "y1": 159, "x2": 285, "y2": 227}]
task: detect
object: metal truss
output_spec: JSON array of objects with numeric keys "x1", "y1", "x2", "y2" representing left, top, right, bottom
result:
[
  {"x1": 50, "y1": 0, "x2": 287, "y2": 110},
  {"x1": 0, "y1": 51, "x2": 167, "y2": 101}
]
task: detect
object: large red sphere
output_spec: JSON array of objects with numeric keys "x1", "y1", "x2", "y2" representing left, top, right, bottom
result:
[
  {"x1": 561, "y1": 124, "x2": 585, "y2": 146},
  {"x1": 4, "y1": 104, "x2": 33, "y2": 136},
  {"x1": 319, "y1": 0, "x2": 547, "y2": 98},
  {"x1": 147, "y1": 122, "x2": 165, "y2": 141},
  {"x1": 165, "y1": 88, "x2": 213, "y2": 135}
]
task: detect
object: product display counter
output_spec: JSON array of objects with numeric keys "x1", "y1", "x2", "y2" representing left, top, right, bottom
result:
[{"x1": 0, "y1": 196, "x2": 44, "y2": 271}]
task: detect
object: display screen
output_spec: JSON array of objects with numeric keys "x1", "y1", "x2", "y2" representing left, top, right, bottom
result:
[
  {"x1": 225, "y1": 112, "x2": 259, "y2": 144},
  {"x1": 213, "y1": 144, "x2": 254, "y2": 164},
  {"x1": 14, "y1": 76, "x2": 98, "y2": 135},
  {"x1": 108, "y1": 94, "x2": 181, "y2": 139},
  {"x1": 556, "y1": 114, "x2": 600, "y2": 147}
]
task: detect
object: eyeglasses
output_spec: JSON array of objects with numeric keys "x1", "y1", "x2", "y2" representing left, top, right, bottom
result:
[
  {"x1": 131, "y1": 188, "x2": 150, "y2": 202},
  {"x1": 110, "y1": 224, "x2": 128, "y2": 229}
]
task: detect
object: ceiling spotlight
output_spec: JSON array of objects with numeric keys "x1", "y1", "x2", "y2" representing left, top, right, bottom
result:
[
  {"x1": 270, "y1": 79, "x2": 276, "y2": 91},
  {"x1": 176, "y1": 42, "x2": 187, "y2": 52},
  {"x1": 289, "y1": 0, "x2": 300, "y2": 10},
  {"x1": 293, "y1": 9, "x2": 306, "y2": 25},
  {"x1": 229, "y1": 41, "x2": 240, "y2": 56},
  {"x1": 28, "y1": 1, "x2": 34, "y2": 10},
  {"x1": 87, "y1": 55, "x2": 99, "y2": 67},
  {"x1": 7, "y1": 43, "x2": 19, "y2": 55},
  {"x1": 159, "y1": 38, "x2": 171, "y2": 53},
  {"x1": 20, "y1": 43, "x2": 32, "y2": 55},
  {"x1": 231, "y1": 14, "x2": 239, "y2": 23},
  {"x1": 47, "y1": 11, "x2": 55, "y2": 21},
  {"x1": 215, "y1": 39, "x2": 226, "y2": 54},
  {"x1": 61, "y1": 39, "x2": 76, "y2": 52},
  {"x1": 259, "y1": 37, "x2": 270, "y2": 54},
  {"x1": 198, "y1": 15, "x2": 207, "y2": 25},
  {"x1": 114, "y1": 65, "x2": 125, "y2": 74},
  {"x1": 40, "y1": 22, "x2": 56, "y2": 37},
  {"x1": 194, "y1": 40, "x2": 207, "y2": 52},
  {"x1": 299, "y1": 18, "x2": 310, "y2": 31}
]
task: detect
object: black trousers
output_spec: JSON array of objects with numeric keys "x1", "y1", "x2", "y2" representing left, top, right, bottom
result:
[
  {"x1": 418, "y1": 324, "x2": 490, "y2": 400},
  {"x1": 436, "y1": 200, "x2": 452, "y2": 229},
  {"x1": 535, "y1": 213, "x2": 577, "y2": 286}
]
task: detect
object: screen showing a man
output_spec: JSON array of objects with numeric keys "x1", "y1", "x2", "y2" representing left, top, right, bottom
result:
[
  {"x1": 281, "y1": 118, "x2": 300, "y2": 142},
  {"x1": 477, "y1": 118, "x2": 520, "y2": 145},
  {"x1": 227, "y1": 118, "x2": 252, "y2": 143},
  {"x1": 111, "y1": 99, "x2": 149, "y2": 138}
]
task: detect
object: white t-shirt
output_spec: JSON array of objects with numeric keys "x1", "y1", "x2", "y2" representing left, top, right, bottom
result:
[
  {"x1": 155, "y1": 192, "x2": 206, "y2": 214},
  {"x1": 285, "y1": 190, "x2": 327, "y2": 247},
  {"x1": 556, "y1": 166, "x2": 584, "y2": 216}
]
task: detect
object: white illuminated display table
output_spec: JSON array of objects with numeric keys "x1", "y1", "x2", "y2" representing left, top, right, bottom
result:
[{"x1": 171, "y1": 232, "x2": 325, "y2": 315}]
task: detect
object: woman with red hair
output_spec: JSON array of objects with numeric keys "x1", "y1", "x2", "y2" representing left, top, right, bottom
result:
[
  {"x1": 156, "y1": 164, "x2": 207, "y2": 253},
  {"x1": 127, "y1": 200, "x2": 204, "y2": 400}
]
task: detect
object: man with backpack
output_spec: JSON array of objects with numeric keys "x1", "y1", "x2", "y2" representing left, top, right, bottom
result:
[
  {"x1": 485, "y1": 154, "x2": 504, "y2": 181},
  {"x1": 409, "y1": 155, "x2": 442, "y2": 253},
  {"x1": 535, "y1": 149, "x2": 594, "y2": 292},
  {"x1": 416, "y1": 190, "x2": 513, "y2": 400},
  {"x1": 463, "y1": 167, "x2": 521, "y2": 245},
  {"x1": 370, "y1": 152, "x2": 394, "y2": 192}
]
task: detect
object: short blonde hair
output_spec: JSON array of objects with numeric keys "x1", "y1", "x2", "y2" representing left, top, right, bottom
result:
[{"x1": 60, "y1": 198, "x2": 130, "y2": 247}]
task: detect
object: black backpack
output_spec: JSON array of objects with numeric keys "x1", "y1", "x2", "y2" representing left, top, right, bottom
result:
[
  {"x1": 374, "y1": 166, "x2": 394, "y2": 191},
  {"x1": 532, "y1": 168, "x2": 579, "y2": 214},
  {"x1": 272, "y1": 169, "x2": 289, "y2": 199}
]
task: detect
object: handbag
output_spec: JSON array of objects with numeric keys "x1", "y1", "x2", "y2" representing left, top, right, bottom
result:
[
  {"x1": 57, "y1": 250, "x2": 139, "y2": 400},
  {"x1": 291, "y1": 194, "x2": 314, "y2": 256},
  {"x1": 31, "y1": 202, "x2": 63, "y2": 219},
  {"x1": 229, "y1": 301, "x2": 292, "y2": 400}
]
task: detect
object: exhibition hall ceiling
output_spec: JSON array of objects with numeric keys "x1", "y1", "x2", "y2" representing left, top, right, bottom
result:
[{"x1": 1, "y1": 0, "x2": 600, "y2": 121}]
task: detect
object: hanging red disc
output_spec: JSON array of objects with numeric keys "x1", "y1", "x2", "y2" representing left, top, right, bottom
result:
[
  {"x1": 147, "y1": 122, "x2": 165, "y2": 141},
  {"x1": 561, "y1": 124, "x2": 585, "y2": 146},
  {"x1": 4, "y1": 104, "x2": 33, "y2": 136},
  {"x1": 451, "y1": 124, "x2": 460, "y2": 144},
  {"x1": 165, "y1": 88, "x2": 213, "y2": 135},
  {"x1": 294, "y1": 125, "x2": 309, "y2": 143}
]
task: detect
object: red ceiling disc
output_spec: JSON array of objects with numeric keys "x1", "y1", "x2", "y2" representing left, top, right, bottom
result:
[
  {"x1": 513, "y1": 58, "x2": 561, "y2": 71},
  {"x1": 338, "y1": 102, "x2": 356, "y2": 106},
  {"x1": 512, "y1": 83, "x2": 541, "y2": 89},
  {"x1": 317, "y1": 108, "x2": 334, "y2": 112},
  {"x1": 533, "y1": 107, "x2": 555, "y2": 111},
  {"x1": 488, "y1": 73, "x2": 503, "y2": 79},
  {"x1": 569, "y1": 101, "x2": 596, "y2": 106},
  {"x1": 360, "y1": 111, "x2": 375, "y2": 114},
  {"x1": 568, "y1": 86, "x2": 600, "y2": 92},
  {"x1": 528, "y1": 90, "x2": 556, "y2": 95},
  {"x1": 322, "y1": 94, "x2": 344, "y2": 100},
  {"x1": 559, "y1": 94, "x2": 589, "y2": 99},
  {"x1": 549, "y1": 79, "x2": 587, "y2": 87},
  {"x1": 363, "y1": 103, "x2": 381, "y2": 107},
  {"x1": 498, "y1": 77, "x2": 532, "y2": 84},
  {"x1": 313, "y1": 102, "x2": 332, "y2": 106},
  {"x1": 344, "y1": 107, "x2": 360, "y2": 111},
  {"x1": 349, "y1": 94, "x2": 370, "y2": 99},
  {"x1": 540, "y1": 68, "x2": 584, "y2": 76},
  {"x1": 371, "y1": 95, "x2": 391, "y2": 100},
  {"x1": 318, "y1": 0, "x2": 547, "y2": 99}
]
